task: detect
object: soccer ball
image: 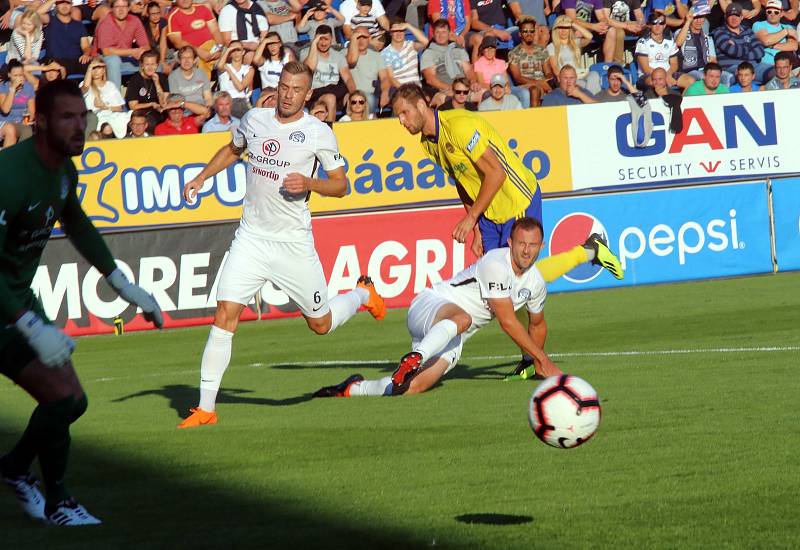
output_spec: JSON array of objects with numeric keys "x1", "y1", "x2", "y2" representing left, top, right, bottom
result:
[{"x1": 528, "y1": 375, "x2": 601, "y2": 449}]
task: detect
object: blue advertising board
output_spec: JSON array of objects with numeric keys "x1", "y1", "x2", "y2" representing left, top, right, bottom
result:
[
  {"x1": 541, "y1": 182, "x2": 774, "y2": 292},
  {"x1": 771, "y1": 177, "x2": 800, "y2": 271}
]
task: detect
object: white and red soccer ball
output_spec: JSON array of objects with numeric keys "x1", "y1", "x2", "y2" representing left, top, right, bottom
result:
[{"x1": 528, "y1": 375, "x2": 601, "y2": 449}]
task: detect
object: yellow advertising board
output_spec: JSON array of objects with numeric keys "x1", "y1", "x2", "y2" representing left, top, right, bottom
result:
[{"x1": 74, "y1": 107, "x2": 571, "y2": 230}]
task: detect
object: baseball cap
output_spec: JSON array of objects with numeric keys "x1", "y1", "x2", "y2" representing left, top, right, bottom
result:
[
  {"x1": 490, "y1": 74, "x2": 507, "y2": 87},
  {"x1": 766, "y1": 0, "x2": 783, "y2": 9},
  {"x1": 725, "y1": 3, "x2": 743, "y2": 16},
  {"x1": 479, "y1": 35, "x2": 498, "y2": 52}
]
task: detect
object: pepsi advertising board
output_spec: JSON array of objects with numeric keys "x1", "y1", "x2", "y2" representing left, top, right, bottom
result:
[
  {"x1": 771, "y1": 177, "x2": 800, "y2": 271},
  {"x1": 542, "y1": 182, "x2": 774, "y2": 292}
]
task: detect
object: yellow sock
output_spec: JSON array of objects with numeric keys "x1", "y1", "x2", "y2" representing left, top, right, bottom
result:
[{"x1": 535, "y1": 245, "x2": 589, "y2": 283}]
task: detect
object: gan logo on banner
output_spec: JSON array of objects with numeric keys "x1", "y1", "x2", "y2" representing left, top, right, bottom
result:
[{"x1": 567, "y1": 90, "x2": 796, "y2": 190}]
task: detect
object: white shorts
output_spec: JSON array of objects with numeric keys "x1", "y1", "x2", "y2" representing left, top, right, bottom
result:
[
  {"x1": 407, "y1": 289, "x2": 464, "y2": 374},
  {"x1": 216, "y1": 230, "x2": 330, "y2": 318}
]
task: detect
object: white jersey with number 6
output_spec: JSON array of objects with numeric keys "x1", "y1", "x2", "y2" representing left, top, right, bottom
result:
[
  {"x1": 431, "y1": 248, "x2": 547, "y2": 338},
  {"x1": 231, "y1": 108, "x2": 345, "y2": 243}
]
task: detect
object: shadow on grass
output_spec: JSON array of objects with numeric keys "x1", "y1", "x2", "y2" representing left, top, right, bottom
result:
[
  {"x1": 455, "y1": 513, "x2": 533, "y2": 526},
  {"x1": 269, "y1": 362, "x2": 397, "y2": 372},
  {"x1": 0, "y1": 430, "x2": 431, "y2": 550},
  {"x1": 112, "y1": 385, "x2": 313, "y2": 418}
]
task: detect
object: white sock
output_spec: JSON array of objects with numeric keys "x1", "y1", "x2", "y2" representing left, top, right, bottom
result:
[
  {"x1": 327, "y1": 287, "x2": 369, "y2": 333},
  {"x1": 414, "y1": 319, "x2": 459, "y2": 362},
  {"x1": 199, "y1": 326, "x2": 234, "y2": 411},
  {"x1": 348, "y1": 376, "x2": 393, "y2": 396}
]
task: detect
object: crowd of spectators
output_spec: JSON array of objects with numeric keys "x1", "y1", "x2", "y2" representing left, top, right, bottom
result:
[{"x1": 1, "y1": 0, "x2": 799, "y2": 146}]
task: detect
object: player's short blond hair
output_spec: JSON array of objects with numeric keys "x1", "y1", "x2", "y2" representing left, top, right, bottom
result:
[{"x1": 282, "y1": 61, "x2": 313, "y2": 81}]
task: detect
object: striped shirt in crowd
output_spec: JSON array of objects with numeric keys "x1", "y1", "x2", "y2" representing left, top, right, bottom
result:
[{"x1": 381, "y1": 40, "x2": 421, "y2": 85}]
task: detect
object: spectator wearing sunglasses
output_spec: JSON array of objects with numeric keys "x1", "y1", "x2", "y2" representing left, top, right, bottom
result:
[
  {"x1": 338, "y1": 90, "x2": 374, "y2": 121},
  {"x1": 436, "y1": 76, "x2": 478, "y2": 110},
  {"x1": 507, "y1": 18, "x2": 553, "y2": 107},
  {"x1": 635, "y1": 12, "x2": 695, "y2": 90},
  {"x1": 753, "y1": 0, "x2": 799, "y2": 66}
]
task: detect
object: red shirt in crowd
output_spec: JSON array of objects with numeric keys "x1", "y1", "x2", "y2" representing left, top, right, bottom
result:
[
  {"x1": 166, "y1": 5, "x2": 216, "y2": 47},
  {"x1": 94, "y1": 14, "x2": 149, "y2": 52},
  {"x1": 154, "y1": 117, "x2": 202, "y2": 136}
]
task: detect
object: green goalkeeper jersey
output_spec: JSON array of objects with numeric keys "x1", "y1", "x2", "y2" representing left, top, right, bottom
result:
[{"x1": 0, "y1": 139, "x2": 117, "y2": 324}]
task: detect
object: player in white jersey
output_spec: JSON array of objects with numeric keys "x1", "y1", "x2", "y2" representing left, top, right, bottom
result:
[
  {"x1": 178, "y1": 61, "x2": 386, "y2": 428},
  {"x1": 314, "y1": 217, "x2": 563, "y2": 398}
]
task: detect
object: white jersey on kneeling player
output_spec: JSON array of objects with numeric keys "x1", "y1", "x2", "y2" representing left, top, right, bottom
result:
[
  {"x1": 231, "y1": 107, "x2": 345, "y2": 242},
  {"x1": 431, "y1": 247, "x2": 547, "y2": 339}
]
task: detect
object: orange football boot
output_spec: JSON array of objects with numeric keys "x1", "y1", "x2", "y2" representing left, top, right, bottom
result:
[
  {"x1": 357, "y1": 275, "x2": 386, "y2": 320},
  {"x1": 177, "y1": 407, "x2": 218, "y2": 429}
]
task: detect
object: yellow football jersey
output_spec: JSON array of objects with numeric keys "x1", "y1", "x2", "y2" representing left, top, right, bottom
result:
[{"x1": 420, "y1": 109, "x2": 538, "y2": 224}]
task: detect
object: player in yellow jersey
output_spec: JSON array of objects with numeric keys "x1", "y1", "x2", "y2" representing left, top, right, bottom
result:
[{"x1": 391, "y1": 83, "x2": 624, "y2": 378}]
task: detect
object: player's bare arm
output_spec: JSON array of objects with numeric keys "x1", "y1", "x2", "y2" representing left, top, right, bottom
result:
[
  {"x1": 282, "y1": 166, "x2": 347, "y2": 197},
  {"x1": 488, "y1": 296, "x2": 561, "y2": 377},
  {"x1": 527, "y1": 309, "x2": 549, "y2": 373},
  {"x1": 183, "y1": 141, "x2": 243, "y2": 202},
  {"x1": 455, "y1": 182, "x2": 484, "y2": 257},
  {"x1": 452, "y1": 147, "x2": 505, "y2": 243}
]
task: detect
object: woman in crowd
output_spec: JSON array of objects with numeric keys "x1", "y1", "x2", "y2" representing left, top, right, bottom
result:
[
  {"x1": 24, "y1": 57, "x2": 67, "y2": 90},
  {"x1": 216, "y1": 40, "x2": 255, "y2": 118},
  {"x1": 472, "y1": 35, "x2": 531, "y2": 108},
  {"x1": 141, "y1": 1, "x2": 172, "y2": 74},
  {"x1": 546, "y1": 15, "x2": 602, "y2": 94},
  {"x1": 7, "y1": 9, "x2": 44, "y2": 64},
  {"x1": 338, "y1": 90, "x2": 373, "y2": 122},
  {"x1": 0, "y1": 59, "x2": 35, "y2": 142},
  {"x1": 253, "y1": 32, "x2": 296, "y2": 90},
  {"x1": 81, "y1": 58, "x2": 132, "y2": 138}
]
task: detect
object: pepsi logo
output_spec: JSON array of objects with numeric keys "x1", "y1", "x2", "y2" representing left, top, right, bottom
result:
[
  {"x1": 262, "y1": 139, "x2": 281, "y2": 156},
  {"x1": 549, "y1": 212, "x2": 608, "y2": 284}
]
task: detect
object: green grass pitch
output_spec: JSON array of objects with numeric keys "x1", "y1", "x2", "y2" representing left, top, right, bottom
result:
[{"x1": 1, "y1": 273, "x2": 799, "y2": 549}]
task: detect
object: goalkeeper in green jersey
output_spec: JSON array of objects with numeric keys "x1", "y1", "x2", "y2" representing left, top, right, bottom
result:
[{"x1": 0, "y1": 80, "x2": 163, "y2": 526}]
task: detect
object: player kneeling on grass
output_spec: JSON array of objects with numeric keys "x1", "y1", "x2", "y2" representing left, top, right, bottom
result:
[
  {"x1": 178, "y1": 61, "x2": 386, "y2": 428},
  {"x1": 0, "y1": 80, "x2": 163, "y2": 526},
  {"x1": 315, "y1": 217, "x2": 565, "y2": 398}
]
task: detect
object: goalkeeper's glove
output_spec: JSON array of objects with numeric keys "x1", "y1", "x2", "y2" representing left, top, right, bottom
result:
[
  {"x1": 15, "y1": 311, "x2": 75, "y2": 368},
  {"x1": 107, "y1": 268, "x2": 164, "y2": 328}
]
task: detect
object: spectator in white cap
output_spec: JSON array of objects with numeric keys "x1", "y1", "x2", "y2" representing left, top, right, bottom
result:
[
  {"x1": 478, "y1": 74, "x2": 522, "y2": 111},
  {"x1": 753, "y1": 0, "x2": 799, "y2": 66}
]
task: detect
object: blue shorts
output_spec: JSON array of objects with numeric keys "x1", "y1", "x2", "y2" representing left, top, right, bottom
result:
[{"x1": 478, "y1": 186, "x2": 542, "y2": 251}]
